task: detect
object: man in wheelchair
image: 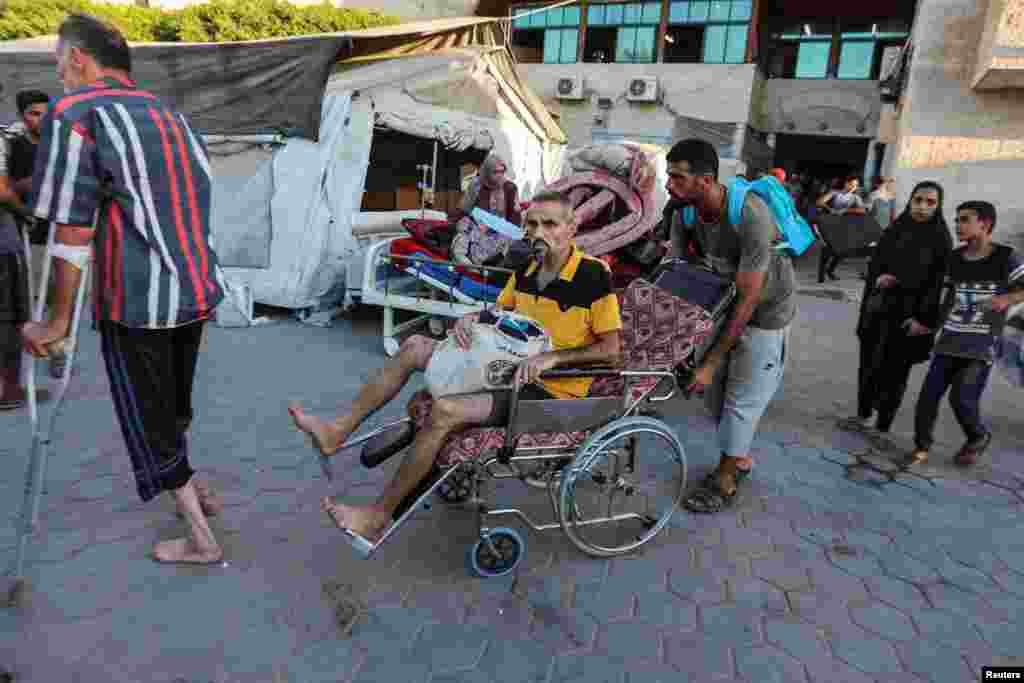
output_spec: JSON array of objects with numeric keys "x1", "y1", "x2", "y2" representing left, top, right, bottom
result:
[{"x1": 289, "y1": 191, "x2": 623, "y2": 544}]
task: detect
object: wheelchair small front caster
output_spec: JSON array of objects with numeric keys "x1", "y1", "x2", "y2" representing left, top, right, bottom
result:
[
  {"x1": 467, "y1": 527, "x2": 524, "y2": 578},
  {"x1": 436, "y1": 467, "x2": 473, "y2": 504}
]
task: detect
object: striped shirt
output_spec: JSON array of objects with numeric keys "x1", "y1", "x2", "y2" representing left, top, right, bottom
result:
[{"x1": 31, "y1": 76, "x2": 224, "y2": 328}]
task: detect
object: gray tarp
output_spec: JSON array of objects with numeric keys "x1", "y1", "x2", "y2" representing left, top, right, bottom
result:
[
  {"x1": 212, "y1": 156, "x2": 275, "y2": 268},
  {"x1": 670, "y1": 116, "x2": 738, "y2": 158},
  {"x1": 0, "y1": 35, "x2": 351, "y2": 140},
  {"x1": 0, "y1": 18, "x2": 532, "y2": 142}
]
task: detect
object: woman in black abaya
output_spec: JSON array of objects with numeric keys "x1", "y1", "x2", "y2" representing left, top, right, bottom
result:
[{"x1": 841, "y1": 181, "x2": 953, "y2": 434}]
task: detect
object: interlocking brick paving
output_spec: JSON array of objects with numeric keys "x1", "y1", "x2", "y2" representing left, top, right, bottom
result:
[{"x1": 2, "y1": 295, "x2": 1022, "y2": 682}]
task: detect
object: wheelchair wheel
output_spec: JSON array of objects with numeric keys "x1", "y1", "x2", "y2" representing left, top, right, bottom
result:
[
  {"x1": 467, "y1": 527, "x2": 524, "y2": 578},
  {"x1": 436, "y1": 466, "x2": 473, "y2": 504},
  {"x1": 558, "y1": 416, "x2": 687, "y2": 558}
]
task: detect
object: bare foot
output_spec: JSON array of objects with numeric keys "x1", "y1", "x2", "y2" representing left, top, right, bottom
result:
[
  {"x1": 152, "y1": 537, "x2": 223, "y2": 564},
  {"x1": 289, "y1": 402, "x2": 349, "y2": 456},
  {"x1": 321, "y1": 497, "x2": 389, "y2": 542}
]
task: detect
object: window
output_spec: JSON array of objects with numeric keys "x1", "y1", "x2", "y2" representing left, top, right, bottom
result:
[
  {"x1": 837, "y1": 40, "x2": 874, "y2": 79},
  {"x1": 769, "y1": 18, "x2": 911, "y2": 79},
  {"x1": 773, "y1": 23, "x2": 834, "y2": 78},
  {"x1": 512, "y1": 5, "x2": 580, "y2": 64},
  {"x1": 585, "y1": 3, "x2": 659, "y2": 63},
  {"x1": 837, "y1": 19, "x2": 910, "y2": 80},
  {"x1": 665, "y1": 0, "x2": 750, "y2": 64}
]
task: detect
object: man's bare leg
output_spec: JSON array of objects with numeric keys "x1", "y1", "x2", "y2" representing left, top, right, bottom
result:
[
  {"x1": 323, "y1": 394, "x2": 493, "y2": 539},
  {"x1": 153, "y1": 479, "x2": 223, "y2": 564},
  {"x1": 290, "y1": 336, "x2": 437, "y2": 456}
]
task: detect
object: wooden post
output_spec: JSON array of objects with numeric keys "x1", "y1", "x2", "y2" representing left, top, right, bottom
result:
[
  {"x1": 578, "y1": 0, "x2": 588, "y2": 62},
  {"x1": 745, "y1": 0, "x2": 761, "y2": 63},
  {"x1": 657, "y1": 0, "x2": 670, "y2": 62},
  {"x1": 828, "y1": 17, "x2": 841, "y2": 77}
]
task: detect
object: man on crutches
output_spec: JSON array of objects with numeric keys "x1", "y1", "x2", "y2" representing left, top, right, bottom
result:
[{"x1": 21, "y1": 13, "x2": 227, "y2": 565}]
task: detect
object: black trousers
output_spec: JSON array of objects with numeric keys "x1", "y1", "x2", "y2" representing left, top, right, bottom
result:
[
  {"x1": 0, "y1": 252, "x2": 30, "y2": 375},
  {"x1": 818, "y1": 245, "x2": 840, "y2": 282},
  {"x1": 819, "y1": 244, "x2": 874, "y2": 283},
  {"x1": 100, "y1": 320, "x2": 204, "y2": 502},
  {"x1": 857, "y1": 317, "x2": 916, "y2": 432}
]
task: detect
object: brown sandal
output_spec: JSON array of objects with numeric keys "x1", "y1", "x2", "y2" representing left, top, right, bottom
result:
[{"x1": 905, "y1": 449, "x2": 929, "y2": 466}]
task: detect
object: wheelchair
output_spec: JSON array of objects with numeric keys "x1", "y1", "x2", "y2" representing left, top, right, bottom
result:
[{"x1": 331, "y1": 276, "x2": 734, "y2": 578}]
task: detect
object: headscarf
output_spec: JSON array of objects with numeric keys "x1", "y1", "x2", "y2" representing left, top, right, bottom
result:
[
  {"x1": 861, "y1": 180, "x2": 954, "y2": 336},
  {"x1": 461, "y1": 152, "x2": 509, "y2": 214}
]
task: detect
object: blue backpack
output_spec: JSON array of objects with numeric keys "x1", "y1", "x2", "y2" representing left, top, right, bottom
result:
[{"x1": 681, "y1": 176, "x2": 816, "y2": 256}]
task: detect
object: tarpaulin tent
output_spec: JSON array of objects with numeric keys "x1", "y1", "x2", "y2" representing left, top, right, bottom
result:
[{"x1": 0, "y1": 19, "x2": 568, "y2": 315}]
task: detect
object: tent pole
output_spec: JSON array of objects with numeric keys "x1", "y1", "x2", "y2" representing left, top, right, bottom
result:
[
  {"x1": 431, "y1": 140, "x2": 438, "y2": 213},
  {"x1": 202, "y1": 134, "x2": 284, "y2": 145}
]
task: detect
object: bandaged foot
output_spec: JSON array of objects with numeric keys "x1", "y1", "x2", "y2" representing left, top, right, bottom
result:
[
  {"x1": 321, "y1": 497, "x2": 390, "y2": 542},
  {"x1": 289, "y1": 402, "x2": 352, "y2": 457},
  {"x1": 152, "y1": 537, "x2": 223, "y2": 565}
]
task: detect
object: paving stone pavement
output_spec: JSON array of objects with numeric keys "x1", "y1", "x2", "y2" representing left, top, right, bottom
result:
[{"x1": 1, "y1": 295, "x2": 1022, "y2": 683}]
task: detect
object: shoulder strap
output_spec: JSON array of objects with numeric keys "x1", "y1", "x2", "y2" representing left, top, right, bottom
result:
[
  {"x1": 726, "y1": 178, "x2": 749, "y2": 226},
  {"x1": 681, "y1": 205, "x2": 695, "y2": 227}
]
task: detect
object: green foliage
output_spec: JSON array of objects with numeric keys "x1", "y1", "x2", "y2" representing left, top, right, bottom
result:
[{"x1": 0, "y1": 0, "x2": 400, "y2": 43}]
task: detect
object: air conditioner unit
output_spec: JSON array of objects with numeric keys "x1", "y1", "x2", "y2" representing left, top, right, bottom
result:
[
  {"x1": 625, "y1": 77, "x2": 659, "y2": 102},
  {"x1": 555, "y1": 76, "x2": 585, "y2": 101}
]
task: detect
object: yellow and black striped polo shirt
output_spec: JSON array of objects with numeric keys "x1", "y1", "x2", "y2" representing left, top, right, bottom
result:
[{"x1": 497, "y1": 243, "x2": 622, "y2": 398}]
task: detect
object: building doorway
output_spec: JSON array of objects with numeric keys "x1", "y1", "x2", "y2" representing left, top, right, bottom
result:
[{"x1": 773, "y1": 133, "x2": 870, "y2": 186}]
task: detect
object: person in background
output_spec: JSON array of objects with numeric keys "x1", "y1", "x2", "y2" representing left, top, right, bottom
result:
[
  {"x1": 7, "y1": 91, "x2": 67, "y2": 377},
  {"x1": 817, "y1": 175, "x2": 865, "y2": 215},
  {"x1": 8, "y1": 91, "x2": 49, "y2": 209},
  {"x1": 868, "y1": 176, "x2": 896, "y2": 229},
  {"x1": 816, "y1": 175, "x2": 869, "y2": 281},
  {"x1": 908, "y1": 201, "x2": 1024, "y2": 466},
  {"x1": 448, "y1": 152, "x2": 522, "y2": 267},
  {"x1": 841, "y1": 181, "x2": 953, "y2": 435},
  {"x1": 0, "y1": 96, "x2": 32, "y2": 410}
]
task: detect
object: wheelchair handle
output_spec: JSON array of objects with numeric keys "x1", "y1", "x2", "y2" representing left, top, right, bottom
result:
[{"x1": 539, "y1": 367, "x2": 622, "y2": 379}]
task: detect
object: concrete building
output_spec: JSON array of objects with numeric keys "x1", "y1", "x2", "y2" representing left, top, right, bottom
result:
[
  {"x1": 882, "y1": 0, "x2": 1024, "y2": 249},
  {"x1": 499, "y1": 0, "x2": 916, "y2": 183},
  {"x1": 501, "y1": 0, "x2": 1024, "y2": 246}
]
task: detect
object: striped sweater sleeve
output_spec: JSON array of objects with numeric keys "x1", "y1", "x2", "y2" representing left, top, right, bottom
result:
[{"x1": 31, "y1": 113, "x2": 102, "y2": 228}]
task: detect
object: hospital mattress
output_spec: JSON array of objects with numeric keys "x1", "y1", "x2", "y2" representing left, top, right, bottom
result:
[{"x1": 387, "y1": 238, "x2": 502, "y2": 303}]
